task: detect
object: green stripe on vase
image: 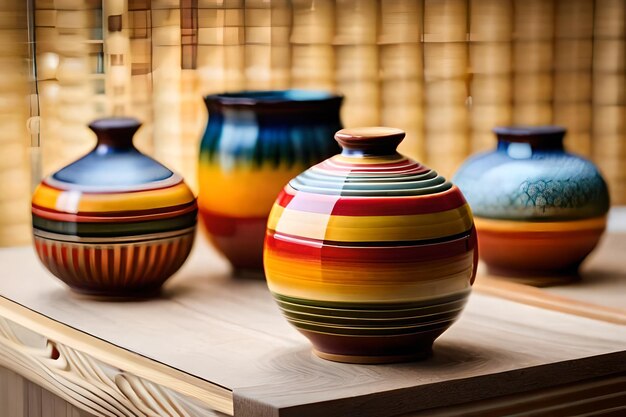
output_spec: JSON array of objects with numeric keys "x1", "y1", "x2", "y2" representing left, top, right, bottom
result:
[
  {"x1": 272, "y1": 290, "x2": 470, "y2": 311},
  {"x1": 32, "y1": 211, "x2": 197, "y2": 237}
]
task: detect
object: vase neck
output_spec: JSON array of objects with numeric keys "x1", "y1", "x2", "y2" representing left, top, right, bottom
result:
[
  {"x1": 335, "y1": 127, "x2": 405, "y2": 157},
  {"x1": 89, "y1": 118, "x2": 141, "y2": 152},
  {"x1": 494, "y1": 126, "x2": 565, "y2": 152}
]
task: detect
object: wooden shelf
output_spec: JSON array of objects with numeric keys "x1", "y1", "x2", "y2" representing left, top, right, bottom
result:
[
  {"x1": 0, "y1": 213, "x2": 625, "y2": 416},
  {"x1": 474, "y1": 207, "x2": 626, "y2": 325}
]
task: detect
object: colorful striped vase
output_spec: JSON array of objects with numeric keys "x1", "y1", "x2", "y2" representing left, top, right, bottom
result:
[
  {"x1": 198, "y1": 91, "x2": 342, "y2": 274},
  {"x1": 31, "y1": 118, "x2": 197, "y2": 296},
  {"x1": 264, "y1": 127, "x2": 478, "y2": 364},
  {"x1": 453, "y1": 126, "x2": 610, "y2": 286}
]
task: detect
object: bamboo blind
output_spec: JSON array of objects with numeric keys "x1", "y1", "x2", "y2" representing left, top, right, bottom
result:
[
  {"x1": 0, "y1": 0, "x2": 31, "y2": 246},
  {"x1": 0, "y1": 0, "x2": 624, "y2": 246}
]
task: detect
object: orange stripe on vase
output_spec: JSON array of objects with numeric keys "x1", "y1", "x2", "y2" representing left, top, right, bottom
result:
[
  {"x1": 264, "y1": 249, "x2": 474, "y2": 303},
  {"x1": 474, "y1": 216, "x2": 607, "y2": 233},
  {"x1": 264, "y1": 247, "x2": 475, "y2": 285},
  {"x1": 474, "y1": 216, "x2": 606, "y2": 279}
]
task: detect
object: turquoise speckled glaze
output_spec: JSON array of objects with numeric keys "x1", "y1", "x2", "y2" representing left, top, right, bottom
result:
[{"x1": 453, "y1": 126, "x2": 610, "y2": 221}]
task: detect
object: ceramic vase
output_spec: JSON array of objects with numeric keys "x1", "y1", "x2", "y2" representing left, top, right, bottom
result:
[
  {"x1": 198, "y1": 90, "x2": 342, "y2": 273},
  {"x1": 264, "y1": 127, "x2": 478, "y2": 364},
  {"x1": 453, "y1": 126, "x2": 610, "y2": 285},
  {"x1": 31, "y1": 118, "x2": 197, "y2": 296}
]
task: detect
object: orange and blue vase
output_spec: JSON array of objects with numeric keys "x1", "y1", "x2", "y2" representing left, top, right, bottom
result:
[
  {"x1": 198, "y1": 91, "x2": 342, "y2": 273},
  {"x1": 31, "y1": 118, "x2": 197, "y2": 296},
  {"x1": 264, "y1": 127, "x2": 478, "y2": 364},
  {"x1": 453, "y1": 126, "x2": 610, "y2": 285}
]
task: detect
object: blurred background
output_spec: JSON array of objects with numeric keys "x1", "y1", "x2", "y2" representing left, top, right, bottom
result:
[{"x1": 0, "y1": 0, "x2": 624, "y2": 246}]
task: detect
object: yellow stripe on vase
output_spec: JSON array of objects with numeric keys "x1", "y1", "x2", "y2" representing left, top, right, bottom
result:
[
  {"x1": 197, "y1": 163, "x2": 307, "y2": 217},
  {"x1": 264, "y1": 251, "x2": 474, "y2": 303},
  {"x1": 32, "y1": 183, "x2": 195, "y2": 214},
  {"x1": 265, "y1": 249, "x2": 474, "y2": 284},
  {"x1": 266, "y1": 268, "x2": 472, "y2": 303},
  {"x1": 267, "y1": 203, "x2": 474, "y2": 242}
]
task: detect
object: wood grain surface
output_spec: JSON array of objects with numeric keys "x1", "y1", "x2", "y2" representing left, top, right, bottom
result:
[
  {"x1": 0, "y1": 311, "x2": 229, "y2": 417},
  {"x1": 0, "y1": 226, "x2": 625, "y2": 416},
  {"x1": 0, "y1": 366, "x2": 96, "y2": 417},
  {"x1": 403, "y1": 373, "x2": 626, "y2": 417},
  {"x1": 545, "y1": 231, "x2": 626, "y2": 310}
]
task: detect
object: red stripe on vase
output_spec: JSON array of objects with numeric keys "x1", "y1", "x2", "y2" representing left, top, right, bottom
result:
[
  {"x1": 32, "y1": 202, "x2": 197, "y2": 223},
  {"x1": 275, "y1": 185, "x2": 468, "y2": 216},
  {"x1": 265, "y1": 230, "x2": 476, "y2": 263},
  {"x1": 322, "y1": 159, "x2": 425, "y2": 171}
]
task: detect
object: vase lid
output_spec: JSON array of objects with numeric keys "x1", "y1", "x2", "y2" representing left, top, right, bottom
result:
[
  {"x1": 47, "y1": 118, "x2": 179, "y2": 192},
  {"x1": 288, "y1": 127, "x2": 453, "y2": 197},
  {"x1": 33, "y1": 118, "x2": 195, "y2": 218}
]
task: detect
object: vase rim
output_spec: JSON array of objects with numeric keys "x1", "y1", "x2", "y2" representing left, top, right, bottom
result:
[
  {"x1": 493, "y1": 125, "x2": 566, "y2": 140},
  {"x1": 204, "y1": 90, "x2": 343, "y2": 107},
  {"x1": 493, "y1": 126, "x2": 566, "y2": 149},
  {"x1": 89, "y1": 117, "x2": 141, "y2": 131},
  {"x1": 335, "y1": 127, "x2": 405, "y2": 156}
]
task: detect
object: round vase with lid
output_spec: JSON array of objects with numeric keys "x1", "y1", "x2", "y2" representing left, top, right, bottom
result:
[
  {"x1": 453, "y1": 126, "x2": 610, "y2": 285},
  {"x1": 31, "y1": 118, "x2": 197, "y2": 296},
  {"x1": 264, "y1": 127, "x2": 478, "y2": 364},
  {"x1": 198, "y1": 90, "x2": 342, "y2": 275}
]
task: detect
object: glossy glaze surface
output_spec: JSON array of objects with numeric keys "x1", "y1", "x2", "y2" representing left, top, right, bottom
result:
[
  {"x1": 453, "y1": 126, "x2": 609, "y2": 283},
  {"x1": 31, "y1": 118, "x2": 197, "y2": 296},
  {"x1": 264, "y1": 127, "x2": 477, "y2": 363},
  {"x1": 198, "y1": 90, "x2": 342, "y2": 272}
]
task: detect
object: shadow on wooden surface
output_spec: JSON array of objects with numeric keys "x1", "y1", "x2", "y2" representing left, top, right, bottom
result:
[{"x1": 475, "y1": 233, "x2": 626, "y2": 324}]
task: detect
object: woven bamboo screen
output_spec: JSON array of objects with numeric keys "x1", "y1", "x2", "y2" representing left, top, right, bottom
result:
[
  {"x1": 1, "y1": 0, "x2": 625, "y2": 246},
  {"x1": 0, "y1": 0, "x2": 32, "y2": 246}
]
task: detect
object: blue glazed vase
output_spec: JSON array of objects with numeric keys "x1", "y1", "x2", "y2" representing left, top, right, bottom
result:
[
  {"x1": 198, "y1": 90, "x2": 343, "y2": 273},
  {"x1": 453, "y1": 126, "x2": 610, "y2": 285}
]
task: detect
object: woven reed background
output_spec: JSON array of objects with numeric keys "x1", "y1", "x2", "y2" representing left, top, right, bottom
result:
[{"x1": 0, "y1": 0, "x2": 624, "y2": 246}]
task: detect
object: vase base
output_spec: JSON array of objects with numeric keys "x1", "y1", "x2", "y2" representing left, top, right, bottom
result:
[
  {"x1": 233, "y1": 268, "x2": 266, "y2": 280},
  {"x1": 474, "y1": 216, "x2": 606, "y2": 287},
  {"x1": 199, "y1": 212, "x2": 266, "y2": 271},
  {"x1": 69, "y1": 286, "x2": 163, "y2": 300},
  {"x1": 313, "y1": 347, "x2": 432, "y2": 364},
  {"x1": 485, "y1": 266, "x2": 580, "y2": 287}
]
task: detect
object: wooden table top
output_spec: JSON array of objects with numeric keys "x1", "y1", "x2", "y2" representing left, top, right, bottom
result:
[{"x1": 0, "y1": 211, "x2": 625, "y2": 416}]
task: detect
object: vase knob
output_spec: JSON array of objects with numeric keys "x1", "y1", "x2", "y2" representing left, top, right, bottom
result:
[
  {"x1": 88, "y1": 117, "x2": 141, "y2": 149},
  {"x1": 335, "y1": 127, "x2": 405, "y2": 156}
]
